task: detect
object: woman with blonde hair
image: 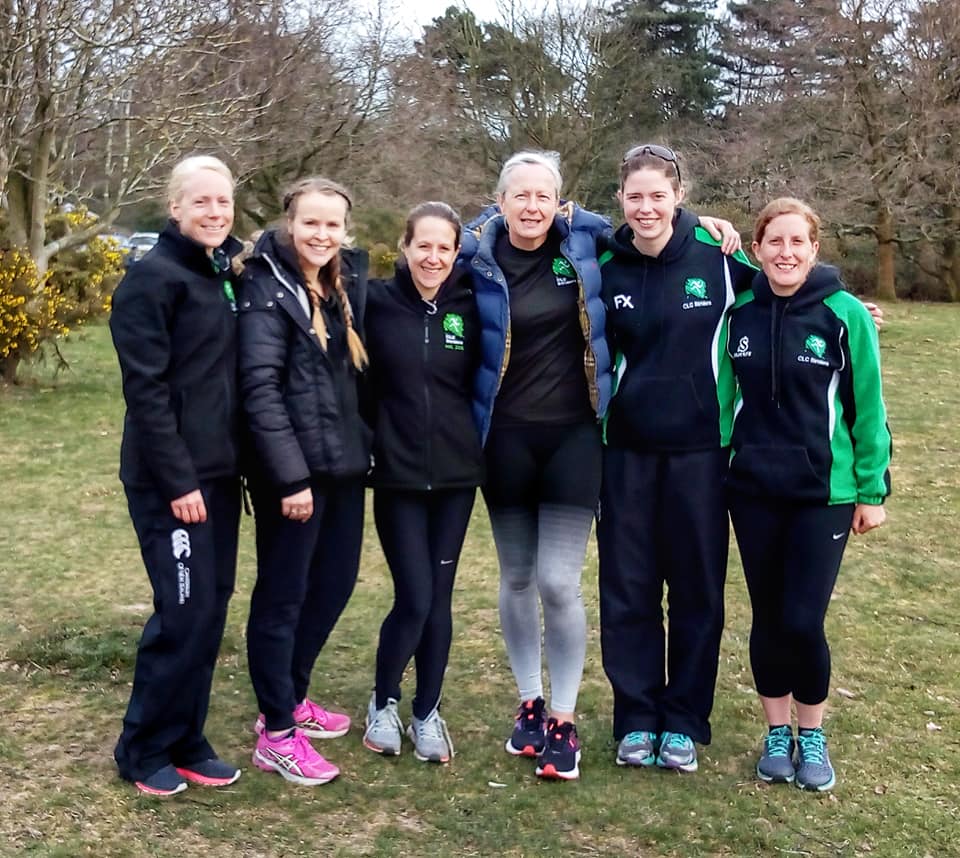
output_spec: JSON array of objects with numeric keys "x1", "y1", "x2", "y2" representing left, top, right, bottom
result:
[
  {"x1": 239, "y1": 176, "x2": 369, "y2": 786},
  {"x1": 111, "y1": 154, "x2": 244, "y2": 796}
]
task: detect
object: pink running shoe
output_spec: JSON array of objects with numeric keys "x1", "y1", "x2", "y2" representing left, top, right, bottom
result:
[
  {"x1": 252, "y1": 729, "x2": 339, "y2": 786},
  {"x1": 253, "y1": 698, "x2": 351, "y2": 739}
]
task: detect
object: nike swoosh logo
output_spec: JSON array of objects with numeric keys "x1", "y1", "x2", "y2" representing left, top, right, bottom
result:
[
  {"x1": 832, "y1": 532, "x2": 845, "y2": 540},
  {"x1": 440, "y1": 559, "x2": 454, "y2": 565}
]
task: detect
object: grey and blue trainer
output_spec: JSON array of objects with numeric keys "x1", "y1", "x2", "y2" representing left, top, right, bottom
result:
[
  {"x1": 363, "y1": 694, "x2": 403, "y2": 756},
  {"x1": 795, "y1": 727, "x2": 836, "y2": 791},
  {"x1": 616, "y1": 730, "x2": 658, "y2": 767},
  {"x1": 406, "y1": 706, "x2": 454, "y2": 763},
  {"x1": 656, "y1": 731, "x2": 698, "y2": 772},
  {"x1": 757, "y1": 725, "x2": 796, "y2": 783}
]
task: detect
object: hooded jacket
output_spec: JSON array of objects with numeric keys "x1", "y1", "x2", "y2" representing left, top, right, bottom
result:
[
  {"x1": 110, "y1": 220, "x2": 243, "y2": 501},
  {"x1": 599, "y1": 210, "x2": 757, "y2": 452},
  {"x1": 237, "y1": 229, "x2": 370, "y2": 493},
  {"x1": 727, "y1": 264, "x2": 891, "y2": 504},
  {"x1": 459, "y1": 203, "x2": 612, "y2": 444},
  {"x1": 364, "y1": 264, "x2": 483, "y2": 490}
]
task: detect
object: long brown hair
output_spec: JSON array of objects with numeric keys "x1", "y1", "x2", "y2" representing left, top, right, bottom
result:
[{"x1": 283, "y1": 177, "x2": 368, "y2": 371}]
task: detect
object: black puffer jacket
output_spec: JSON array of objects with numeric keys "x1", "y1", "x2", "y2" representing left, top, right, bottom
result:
[
  {"x1": 365, "y1": 264, "x2": 483, "y2": 490},
  {"x1": 237, "y1": 229, "x2": 371, "y2": 493},
  {"x1": 110, "y1": 221, "x2": 243, "y2": 501}
]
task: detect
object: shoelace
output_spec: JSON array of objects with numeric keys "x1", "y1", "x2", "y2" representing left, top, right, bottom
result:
[
  {"x1": 765, "y1": 728, "x2": 793, "y2": 758},
  {"x1": 624, "y1": 730, "x2": 655, "y2": 745},
  {"x1": 797, "y1": 731, "x2": 827, "y2": 765},
  {"x1": 374, "y1": 702, "x2": 403, "y2": 735},
  {"x1": 662, "y1": 732, "x2": 691, "y2": 751},
  {"x1": 416, "y1": 712, "x2": 455, "y2": 757}
]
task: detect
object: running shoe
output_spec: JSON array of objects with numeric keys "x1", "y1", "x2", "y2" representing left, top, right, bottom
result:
[
  {"x1": 505, "y1": 696, "x2": 547, "y2": 757},
  {"x1": 406, "y1": 707, "x2": 454, "y2": 763},
  {"x1": 656, "y1": 731, "x2": 698, "y2": 772},
  {"x1": 363, "y1": 694, "x2": 404, "y2": 756},
  {"x1": 252, "y1": 728, "x2": 339, "y2": 786},
  {"x1": 175, "y1": 758, "x2": 241, "y2": 787},
  {"x1": 616, "y1": 730, "x2": 658, "y2": 767},
  {"x1": 134, "y1": 763, "x2": 188, "y2": 797},
  {"x1": 756, "y1": 726, "x2": 796, "y2": 784},
  {"x1": 253, "y1": 697, "x2": 351, "y2": 740},
  {"x1": 535, "y1": 718, "x2": 581, "y2": 780},
  {"x1": 795, "y1": 728, "x2": 836, "y2": 792}
]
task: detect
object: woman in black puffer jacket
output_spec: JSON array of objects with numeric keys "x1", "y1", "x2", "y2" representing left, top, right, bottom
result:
[{"x1": 238, "y1": 176, "x2": 369, "y2": 787}]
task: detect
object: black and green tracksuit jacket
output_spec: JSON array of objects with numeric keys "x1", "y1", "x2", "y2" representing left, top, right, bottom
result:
[
  {"x1": 727, "y1": 264, "x2": 891, "y2": 504},
  {"x1": 599, "y1": 211, "x2": 757, "y2": 451}
]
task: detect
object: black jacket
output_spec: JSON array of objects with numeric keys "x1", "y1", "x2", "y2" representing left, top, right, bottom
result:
[
  {"x1": 727, "y1": 264, "x2": 891, "y2": 504},
  {"x1": 364, "y1": 265, "x2": 483, "y2": 490},
  {"x1": 599, "y1": 210, "x2": 756, "y2": 452},
  {"x1": 109, "y1": 221, "x2": 243, "y2": 501},
  {"x1": 237, "y1": 229, "x2": 371, "y2": 493}
]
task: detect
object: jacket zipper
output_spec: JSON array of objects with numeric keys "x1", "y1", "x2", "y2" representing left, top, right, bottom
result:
[
  {"x1": 423, "y1": 305, "x2": 434, "y2": 490},
  {"x1": 771, "y1": 298, "x2": 790, "y2": 406}
]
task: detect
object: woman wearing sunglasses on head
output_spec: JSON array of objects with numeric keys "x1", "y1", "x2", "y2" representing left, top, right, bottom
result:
[
  {"x1": 459, "y1": 149, "x2": 740, "y2": 780},
  {"x1": 726, "y1": 198, "x2": 890, "y2": 792}
]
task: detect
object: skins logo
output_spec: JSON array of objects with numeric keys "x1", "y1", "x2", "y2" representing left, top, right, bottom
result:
[
  {"x1": 804, "y1": 334, "x2": 827, "y2": 359},
  {"x1": 552, "y1": 257, "x2": 577, "y2": 287},
  {"x1": 684, "y1": 278, "x2": 708, "y2": 299},
  {"x1": 171, "y1": 528, "x2": 191, "y2": 560},
  {"x1": 443, "y1": 312, "x2": 465, "y2": 351},
  {"x1": 732, "y1": 335, "x2": 752, "y2": 358}
]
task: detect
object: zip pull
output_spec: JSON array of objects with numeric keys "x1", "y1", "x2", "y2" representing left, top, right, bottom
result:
[{"x1": 422, "y1": 298, "x2": 438, "y2": 315}]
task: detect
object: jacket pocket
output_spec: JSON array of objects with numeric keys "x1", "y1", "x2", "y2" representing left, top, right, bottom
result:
[
  {"x1": 729, "y1": 443, "x2": 827, "y2": 499},
  {"x1": 178, "y1": 380, "x2": 235, "y2": 474}
]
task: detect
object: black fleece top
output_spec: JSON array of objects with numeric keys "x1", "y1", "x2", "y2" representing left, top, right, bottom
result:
[
  {"x1": 599, "y1": 209, "x2": 756, "y2": 452},
  {"x1": 364, "y1": 264, "x2": 483, "y2": 490},
  {"x1": 110, "y1": 221, "x2": 243, "y2": 500},
  {"x1": 237, "y1": 230, "x2": 370, "y2": 493}
]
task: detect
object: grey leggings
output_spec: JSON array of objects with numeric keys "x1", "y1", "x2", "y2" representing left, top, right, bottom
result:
[{"x1": 488, "y1": 503, "x2": 593, "y2": 714}]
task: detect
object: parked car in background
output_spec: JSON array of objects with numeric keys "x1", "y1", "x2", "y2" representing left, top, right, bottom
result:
[{"x1": 123, "y1": 232, "x2": 160, "y2": 265}]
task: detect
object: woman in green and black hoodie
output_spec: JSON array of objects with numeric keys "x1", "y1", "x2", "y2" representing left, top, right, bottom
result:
[
  {"x1": 597, "y1": 145, "x2": 757, "y2": 774},
  {"x1": 727, "y1": 198, "x2": 890, "y2": 792},
  {"x1": 361, "y1": 203, "x2": 482, "y2": 763}
]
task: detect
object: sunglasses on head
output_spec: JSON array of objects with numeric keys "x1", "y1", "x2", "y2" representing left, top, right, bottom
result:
[{"x1": 621, "y1": 144, "x2": 681, "y2": 184}]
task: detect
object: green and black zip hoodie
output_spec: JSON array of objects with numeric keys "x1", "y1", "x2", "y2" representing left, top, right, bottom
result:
[
  {"x1": 727, "y1": 264, "x2": 891, "y2": 504},
  {"x1": 599, "y1": 209, "x2": 757, "y2": 452}
]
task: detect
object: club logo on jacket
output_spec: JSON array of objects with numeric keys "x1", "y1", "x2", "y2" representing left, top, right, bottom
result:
[
  {"x1": 682, "y1": 277, "x2": 712, "y2": 309},
  {"x1": 732, "y1": 335, "x2": 752, "y2": 359},
  {"x1": 799, "y1": 333, "x2": 829, "y2": 366},
  {"x1": 443, "y1": 313, "x2": 465, "y2": 351},
  {"x1": 552, "y1": 257, "x2": 577, "y2": 287}
]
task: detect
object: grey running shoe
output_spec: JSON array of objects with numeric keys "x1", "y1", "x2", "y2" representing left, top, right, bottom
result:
[
  {"x1": 406, "y1": 707, "x2": 454, "y2": 763},
  {"x1": 656, "y1": 731, "x2": 698, "y2": 772},
  {"x1": 795, "y1": 728, "x2": 836, "y2": 791},
  {"x1": 363, "y1": 694, "x2": 403, "y2": 756},
  {"x1": 616, "y1": 730, "x2": 658, "y2": 767},
  {"x1": 757, "y1": 726, "x2": 796, "y2": 783}
]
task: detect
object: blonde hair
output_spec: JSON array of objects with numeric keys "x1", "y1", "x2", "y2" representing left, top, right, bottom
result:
[
  {"x1": 282, "y1": 176, "x2": 368, "y2": 371},
  {"x1": 754, "y1": 197, "x2": 821, "y2": 245},
  {"x1": 167, "y1": 155, "x2": 234, "y2": 204},
  {"x1": 496, "y1": 150, "x2": 563, "y2": 197}
]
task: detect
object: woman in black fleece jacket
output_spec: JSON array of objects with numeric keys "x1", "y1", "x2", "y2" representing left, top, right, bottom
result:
[
  {"x1": 361, "y1": 203, "x2": 483, "y2": 763},
  {"x1": 238, "y1": 177, "x2": 369, "y2": 787}
]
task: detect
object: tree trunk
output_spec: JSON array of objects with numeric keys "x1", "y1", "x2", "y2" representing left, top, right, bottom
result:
[
  {"x1": 0, "y1": 354, "x2": 21, "y2": 385},
  {"x1": 943, "y1": 204, "x2": 960, "y2": 303},
  {"x1": 875, "y1": 204, "x2": 897, "y2": 301}
]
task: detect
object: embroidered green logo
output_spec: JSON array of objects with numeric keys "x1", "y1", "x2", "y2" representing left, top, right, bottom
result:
[
  {"x1": 552, "y1": 257, "x2": 575, "y2": 277},
  {"x1": 804, "y1": 334, "x2": 827, "y2": 359},
  {"x1": 684, "y1": 278, "x2": 708, "y2": 299},
  {"x1": 443, "y1": 313, "x2": 464, "y2": 337}
]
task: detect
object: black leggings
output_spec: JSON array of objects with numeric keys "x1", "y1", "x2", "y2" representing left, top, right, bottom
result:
[
  {"x1": 373, "y1": 487, "x2": 476, "y2": 719},
  {"x1": 728, "y1": 492, "x2": 855, "y2": 705},
  {"x1": 247, "y1": 477, "x2": 365, "y2": 732}
]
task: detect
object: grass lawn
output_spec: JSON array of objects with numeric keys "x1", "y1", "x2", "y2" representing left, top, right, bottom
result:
[{"x1": 1, "y1": 305, "x2": 957, "y2": 857}]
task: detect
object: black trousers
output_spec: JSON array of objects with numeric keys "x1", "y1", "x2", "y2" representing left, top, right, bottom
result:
[
  {"x1": 115, "y1": 477, "x2": 240, "y2": 782},
  {"x1": 597, "y1": 447, "x2": 729, "y2": 744},
  {"x1": 373, "y1": 487, "x2": 476, "y2": 719},
  {"x1": 246, "y1": 477, "x2": 365, "y2": 732},
  {"x1": 728, "y1": 492, "x2": 855, "y2": 705}
]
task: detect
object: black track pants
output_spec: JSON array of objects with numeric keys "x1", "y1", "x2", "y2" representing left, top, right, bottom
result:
[
  {"x1": 115, "y1": 477, "x2": 240, "y2": 782},
  {"x1": 246, "y1": 478, "x2": 365, "y2": 732},
  {"x1": 373, "y1": 488, "x2": 476, "y2": 719},
  {"x1": 597, "y1": 447, "x2": 729, "y2": 744},
  {"x1": 728, "y1": 492, "x2": 854, "y2": 705}
]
